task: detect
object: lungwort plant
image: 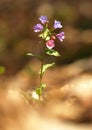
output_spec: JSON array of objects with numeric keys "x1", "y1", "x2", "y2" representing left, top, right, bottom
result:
[{"x1": 27, "y1": 16, "x2": 65, "y2": 100}]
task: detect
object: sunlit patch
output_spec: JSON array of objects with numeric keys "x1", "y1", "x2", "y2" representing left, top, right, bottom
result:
[
  {"x1": 7, "y1": 89, "x2": 22, "y2": 102},
  {"x1": 31, "y1": 90, "x2": 39, "y2": 100}
]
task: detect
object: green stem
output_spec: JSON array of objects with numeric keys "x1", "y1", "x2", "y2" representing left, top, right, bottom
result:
[
  {"x1": 39, "y1": 40, "x2": 45, "y2": 100},
  {"x1": 40, "y1": 56, "x2": 44, "y2": 85}
]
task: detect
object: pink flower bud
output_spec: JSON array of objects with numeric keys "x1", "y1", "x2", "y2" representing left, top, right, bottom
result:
[
  {"x1": 51, "y1": 36, "x2": 56, "y2": 40},
  {"x1": 46, "y1": 40, "x2": 55, "y2": 49}
]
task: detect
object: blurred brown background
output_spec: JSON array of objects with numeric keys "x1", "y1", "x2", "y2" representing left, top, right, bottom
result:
[
  {"x1": 0, "y1": 1, "x2": 92, "y2": 128},
  {"x1": 0, "y1": 0, "x2": 92, "y2": 75}
]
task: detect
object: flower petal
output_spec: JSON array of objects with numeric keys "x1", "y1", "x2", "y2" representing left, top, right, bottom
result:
[
  {"x1": 33, "y1": 23, "x2": 43, "y2": 32},
  {"x1": 54, "y1": 20, "x2": 62, "y2": 29},
  {"x1": 56, "y1": 32, "x2": 65, "y2": 41},
  {"x1": 39, "y1": 16, "x2": 48, "y2": 24}
]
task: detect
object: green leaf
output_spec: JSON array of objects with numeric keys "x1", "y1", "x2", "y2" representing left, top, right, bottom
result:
[
  {"x1": 39, "y1": 63, "x2": 55, "y2": 76},
  {"x1": 27, "y1": 53, "x2": 34, "y2": 56},
  {"x1": 0, "y1": 66, "x2": 5, "y2": 74},
  {"x1": 41, "y1": 83, "x2": 46, "y2": 89},
  {"x1": 35, "y1": 83, "x2": 46, "y2": 97},
  {"x1": 27, "y1": 52, "x2": 41, "y2": 59},
  {"x1": 45, "y1": 36, "x2": 50, "y2": 41},
  {"x1": 46, "y1": 49, "x2": 60, "y2": 57},
  {"x1": 36, "y1": 88, "x2": 42, "y2": 96},
  {"x1": 39, "y1": 28, "x2": 50, "y2": 40}
]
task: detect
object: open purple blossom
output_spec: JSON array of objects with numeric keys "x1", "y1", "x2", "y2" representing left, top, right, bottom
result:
[
  {"x1": 54, "y1": 20, "x2": 62, "y2": 29},
  {"x1": 33, "y1": 16, "x2": 65, "y2": 46},
  {"x1": 46, "y1": 39, "x2": 55, "y2": 49},
  {"x1": 39, "y1": 16, "x2": 48, "y2": 24},
  {"x1": 33, "y1": 23, "x2": 43, "y2": 32},
  {"x1": 56, "y1": 32, "x2": 65, "y2": 41}
]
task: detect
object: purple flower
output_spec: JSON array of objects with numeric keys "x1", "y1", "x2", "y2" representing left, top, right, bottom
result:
[
  {"x1": 33, "y1": 23, "x2": 43, "y2": 32},
  {"x1": 46, "y1": 40, "x2": 55, "y2": 49},
  {"x1": 54, "y1": 20, "x2": 62, "y2": 29},
  {"x1": 56, "y1": 32, "x2": 65, "y2": 41},
  {"x1": 39, "y1": 16, "x2": 48, "y2": 24}
]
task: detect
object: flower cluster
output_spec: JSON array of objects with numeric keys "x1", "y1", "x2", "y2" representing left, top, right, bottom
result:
[{"x1": 33, "y1": 16, "x2": 65, "y2": 49}]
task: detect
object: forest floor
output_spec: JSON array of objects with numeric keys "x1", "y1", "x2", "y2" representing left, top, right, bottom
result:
[{"x1": 0, "y1": 57, "x2": 92, "y2": 130}]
